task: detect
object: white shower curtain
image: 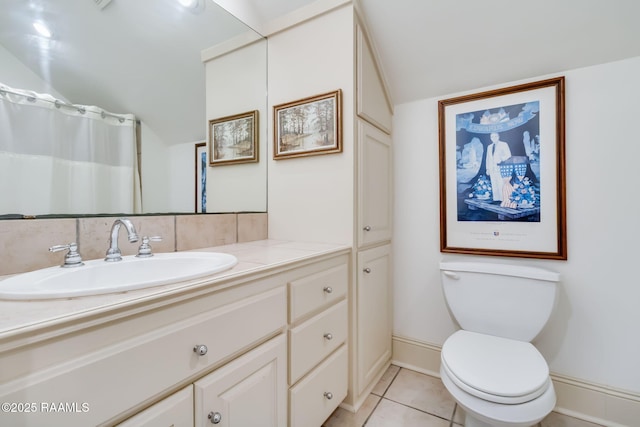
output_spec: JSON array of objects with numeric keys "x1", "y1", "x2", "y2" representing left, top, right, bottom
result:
[{"x1": 0, "y1": 83, "x2": 141, "y2": 215}]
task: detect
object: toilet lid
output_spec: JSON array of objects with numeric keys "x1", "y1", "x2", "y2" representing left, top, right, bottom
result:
[{"x1": 441, "y1": 330, "x2": 550, "y2": 404}]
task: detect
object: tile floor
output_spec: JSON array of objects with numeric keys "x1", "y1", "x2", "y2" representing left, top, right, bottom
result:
[{"x1": 323, "y1": 365, "x2": 605, "y2": 427}]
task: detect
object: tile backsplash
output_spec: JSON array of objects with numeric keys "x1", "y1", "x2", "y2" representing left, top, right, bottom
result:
[{"x1": 0, "y1": 213, "x2": 267, "y2": 276}]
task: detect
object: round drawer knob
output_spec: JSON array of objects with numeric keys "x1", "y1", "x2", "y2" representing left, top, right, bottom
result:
[
  {"x1": 324, "y1": 392, "x2": 333, "y2": 400},
  {"x1": 363, "y1": 267, "x2": 371, "y2": 274},
  {"x1": 324, "y1": 333, "x2": 333, "y2": 340},
  {"x1": 323, "y1": 286, "x2": 333, "y2": 294},
  {"x1": 208, "y1": 411, "x2": 222, "y2": 424},
  {"x1": 363, "y1": 225, "x2": 372, "y2": 231},
  {"x1": 193, "y1": 344, "x2": 208, "y2": 356}
]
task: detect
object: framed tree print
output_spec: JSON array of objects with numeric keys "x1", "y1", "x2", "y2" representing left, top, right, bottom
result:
[
  {"x1": 273, "y1": 90, "x2": 342, "y2": 159},
  {"x1": 209, "y1": 110, "x2": 258, "y2": 166},
  {"x1": 438, "y1": 77, "x2": 567, "y2": 259}
]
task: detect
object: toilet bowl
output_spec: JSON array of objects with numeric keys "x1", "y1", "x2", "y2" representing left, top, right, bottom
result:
[
  {"x1": 439, "y1": 262, "x2": 559, "y2": 427},
  {"x1": 440, "y1": 330, "x2": 556, "y2": 427}
]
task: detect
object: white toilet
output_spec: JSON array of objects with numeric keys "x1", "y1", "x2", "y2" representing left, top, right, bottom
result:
[{"x1": 439, "y1": 261, "x2": 559, "y2": 427}]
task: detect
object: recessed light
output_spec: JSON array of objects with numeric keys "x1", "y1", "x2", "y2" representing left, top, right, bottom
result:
[
  {"x1": 177, "y1": 0, "x2": 198, "y2": 8},
  {"x1": 177, "y1": 0, "x2": 204, "y2": 13},
  {"x1": 33, "y1": 21, "x2": 52, "y2": 38}
]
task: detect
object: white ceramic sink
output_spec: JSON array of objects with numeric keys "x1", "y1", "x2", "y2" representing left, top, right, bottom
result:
[{"x1": 0, "y1": 252, "x2": 238, "y2": 300}]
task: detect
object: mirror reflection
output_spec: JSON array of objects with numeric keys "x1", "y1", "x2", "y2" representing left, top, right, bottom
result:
[{"x1": 0, "y1": 0, "x2": 267, "y2": 216}]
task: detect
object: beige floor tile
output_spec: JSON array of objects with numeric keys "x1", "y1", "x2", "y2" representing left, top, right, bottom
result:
[
  {"x1": 365, "y1": 399, "x2": 450, "y2": 427},
  {"x1": 384, "y1": 368, "x2": 457, "y2": 421},
  {"x1": 541, "y1": 411, "x2": 605, "y2": 427},
  {"x1": 331, "y1": 366, "x2": 607, "y2": 427},
  {"x1": 371, "y1": 364, "x2": 401, "y2": 396},
  {"x1": 323, "y1": 394, "x2": 381, "y2": 427}
]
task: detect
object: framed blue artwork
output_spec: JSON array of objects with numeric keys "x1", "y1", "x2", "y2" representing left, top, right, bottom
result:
[{"x1": 438, "y1": 77, "x2": 567, "y2": 260}]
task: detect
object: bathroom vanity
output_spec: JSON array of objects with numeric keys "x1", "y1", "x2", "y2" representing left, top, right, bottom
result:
[{"x1": 0, "y1": 240, "x2": 350, "y2": 427}]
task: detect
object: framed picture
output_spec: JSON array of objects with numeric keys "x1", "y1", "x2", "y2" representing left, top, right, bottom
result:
[
  {"x1": 273, "y1": 89, "x2": 342, "y2": 159},
  {"x1": 209, "y1": 110, "x2": 258, "y2": 166},
  {"x1": 195, "y1": 142, "x2": 207, "y2": 213},
  {"x1": 438, "y1": 77, "x2": 566, "y2": 260}
]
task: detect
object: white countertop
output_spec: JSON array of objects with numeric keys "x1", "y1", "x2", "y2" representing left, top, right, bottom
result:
[{"x1": 0, "y1": 239, "x2": 350, "y2": 341}]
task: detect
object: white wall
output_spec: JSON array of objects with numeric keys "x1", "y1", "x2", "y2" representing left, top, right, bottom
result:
[
  {"x1": 267, "y1": 5, "x2": 355, "y2": 244},
  {"x1": 393, "y1": 56, "x2": 640, "y2": 393},
  {"x1": 167, "y1": 141, "x2": 201, "y2": 213},
  {"x1": 145, "y1": 135, "x2": 213, "y2": 214},
  {"x1": 204, "y1": 39, "x2": 268, "y2": 213},
  {"x1": 140, "y1": 123, "x2": 169, "y2": 213}
]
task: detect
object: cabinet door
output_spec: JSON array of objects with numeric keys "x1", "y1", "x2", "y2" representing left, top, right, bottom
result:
[
  {"x1": 356, "y1": 23, "x2": 393, "y2": 134},
  {"x1": 356, "y1": 245, "x2": 392, "y2": 395},
  {"x1": 194, "y1": 335, "x2": 287, "y2": 427},
  {"x1": 358, "y1": 120, "x2": 392, "y2": 248},
  {"x1": 116, "y1": 386, "x2": 193, "y2": 427}
]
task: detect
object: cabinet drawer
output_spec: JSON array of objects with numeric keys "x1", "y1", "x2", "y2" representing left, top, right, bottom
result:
[
  {"x1": 290, "y1": 345, "x2": 348, "y2": 427},
  {"x1": 0, "y1": 286, "x2": 286, "y2": 427},
  {"x1": 289, "y1": 263, "x2": 347, "y2": 323},
  {"x1": 116, "y1": 386, "x2": 193, "y2": 427},
  {"x1": 289, "y1": 300, "x2": 347, "y2": 384}
]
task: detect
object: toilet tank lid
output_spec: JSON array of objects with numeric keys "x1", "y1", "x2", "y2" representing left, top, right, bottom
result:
[{"x1": 440, "y1": 262, "x2": 560, "y2": 282}]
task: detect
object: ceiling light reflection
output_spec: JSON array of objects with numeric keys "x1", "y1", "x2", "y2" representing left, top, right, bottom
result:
[{"x1": 33, "y1": 21, "x2": 52, "y2": 38}]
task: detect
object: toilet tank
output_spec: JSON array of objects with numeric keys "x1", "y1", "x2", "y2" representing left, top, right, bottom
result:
[{"x1": 440, "y1": 262, "x2": 559, "y2": 342}]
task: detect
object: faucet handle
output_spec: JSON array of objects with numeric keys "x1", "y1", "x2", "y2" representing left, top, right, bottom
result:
[
  {"x1": 49, "y1": 242, "x2": 84, "y2": 268},
  {"x1": 136, "y1": 236, "x2": 162, "y2": 258}
]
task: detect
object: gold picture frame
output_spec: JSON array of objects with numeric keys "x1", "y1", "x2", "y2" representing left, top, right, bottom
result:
[
  {"x1": 273, "y1": 90, "x2": 342, "y2": 159},
  {"x1": 209, "y1": 110, "x2": 258, "y2": 166}
]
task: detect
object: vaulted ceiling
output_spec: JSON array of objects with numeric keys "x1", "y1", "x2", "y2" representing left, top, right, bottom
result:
[
  {"x1": 245, "y1": 0, "x2": 640, "y2": 105},
  {"x1": 357, "y1": 0, "x2": 640, "y2": 105}
]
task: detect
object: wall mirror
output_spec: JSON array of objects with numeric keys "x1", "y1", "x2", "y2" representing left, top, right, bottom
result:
[{"x1": 0, "y1": 0, "x2": 267, "y2": 217}]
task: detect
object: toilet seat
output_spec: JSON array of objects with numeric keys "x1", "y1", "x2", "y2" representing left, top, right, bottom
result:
[{"x1": 441, "y1": 330, "x2": 550, "y2": 405}]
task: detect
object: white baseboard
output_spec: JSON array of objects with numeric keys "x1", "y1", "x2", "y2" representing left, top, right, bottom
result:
[{"x1": 392, "y1": 335, "x2": 640, "y2": 427}]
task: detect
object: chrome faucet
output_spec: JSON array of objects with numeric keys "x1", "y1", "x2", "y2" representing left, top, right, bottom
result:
[{"x1": 105, "y1": 218, "x2": 139, "y2": 262}]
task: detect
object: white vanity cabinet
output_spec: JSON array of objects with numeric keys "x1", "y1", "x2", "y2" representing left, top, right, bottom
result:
[
  {"x1": 0, "y1": 246, "x2": 350, "y2": 427},
  {"x1": 0, "y1": 284, "x2": 286, "y2": 427},
  {"x1": 287, "y1": 257, "x2": 349, "y2": 427}
]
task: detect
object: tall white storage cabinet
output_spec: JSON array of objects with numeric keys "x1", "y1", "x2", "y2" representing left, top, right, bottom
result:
[{"x1": 349, "y1": 18, "x2": 394, "y2": 410}]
